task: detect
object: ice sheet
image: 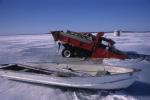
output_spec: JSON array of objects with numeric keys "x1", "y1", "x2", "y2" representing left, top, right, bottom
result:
[{"x1": 0, "y1": 33, "x2": 150, "y2": 100}]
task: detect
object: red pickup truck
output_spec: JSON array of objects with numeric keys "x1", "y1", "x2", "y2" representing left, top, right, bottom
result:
[{"x1": 51, "y1": 30, "x2": 128, "y2": 59}]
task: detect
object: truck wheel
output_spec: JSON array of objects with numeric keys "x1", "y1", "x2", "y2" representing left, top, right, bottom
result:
[{"x1": 62, "y1": 48, "x2": 73, "y2": 58}]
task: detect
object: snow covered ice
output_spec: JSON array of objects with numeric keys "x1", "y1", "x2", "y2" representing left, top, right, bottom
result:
[{"x1": 0, "y1": 33, "x2": 150, "y2": 100}]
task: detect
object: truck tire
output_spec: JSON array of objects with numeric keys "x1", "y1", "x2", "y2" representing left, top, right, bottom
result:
[{"x1": 62, "y1": 48, "x2": 73, "y2": 58}]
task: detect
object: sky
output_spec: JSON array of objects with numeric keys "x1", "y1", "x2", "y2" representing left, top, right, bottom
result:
[{"x1": 0, "y1": 0, "x2": 150, "y2": 35}]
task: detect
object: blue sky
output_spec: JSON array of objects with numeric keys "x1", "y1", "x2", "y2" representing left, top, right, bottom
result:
[{"x1": 0, "y1": 0, "x2": 150, "y2": 34}]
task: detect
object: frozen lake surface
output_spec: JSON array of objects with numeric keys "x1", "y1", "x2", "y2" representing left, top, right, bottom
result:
[{"x1": 0, "y1": 33, "x2": 150, "y2": 100}]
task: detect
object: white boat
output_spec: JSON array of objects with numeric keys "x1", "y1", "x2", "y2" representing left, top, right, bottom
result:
[{"x1": 0, "y1": 64, "x2": 141, "y2": 90}]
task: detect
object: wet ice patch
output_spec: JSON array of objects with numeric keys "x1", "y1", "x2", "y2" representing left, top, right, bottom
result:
[
  {"x1": 101, "y1": 94, "x2": 138, "y2": 100},
  {"x1": 72, "y1": 90, "x2": 138, "y2": 100}
]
